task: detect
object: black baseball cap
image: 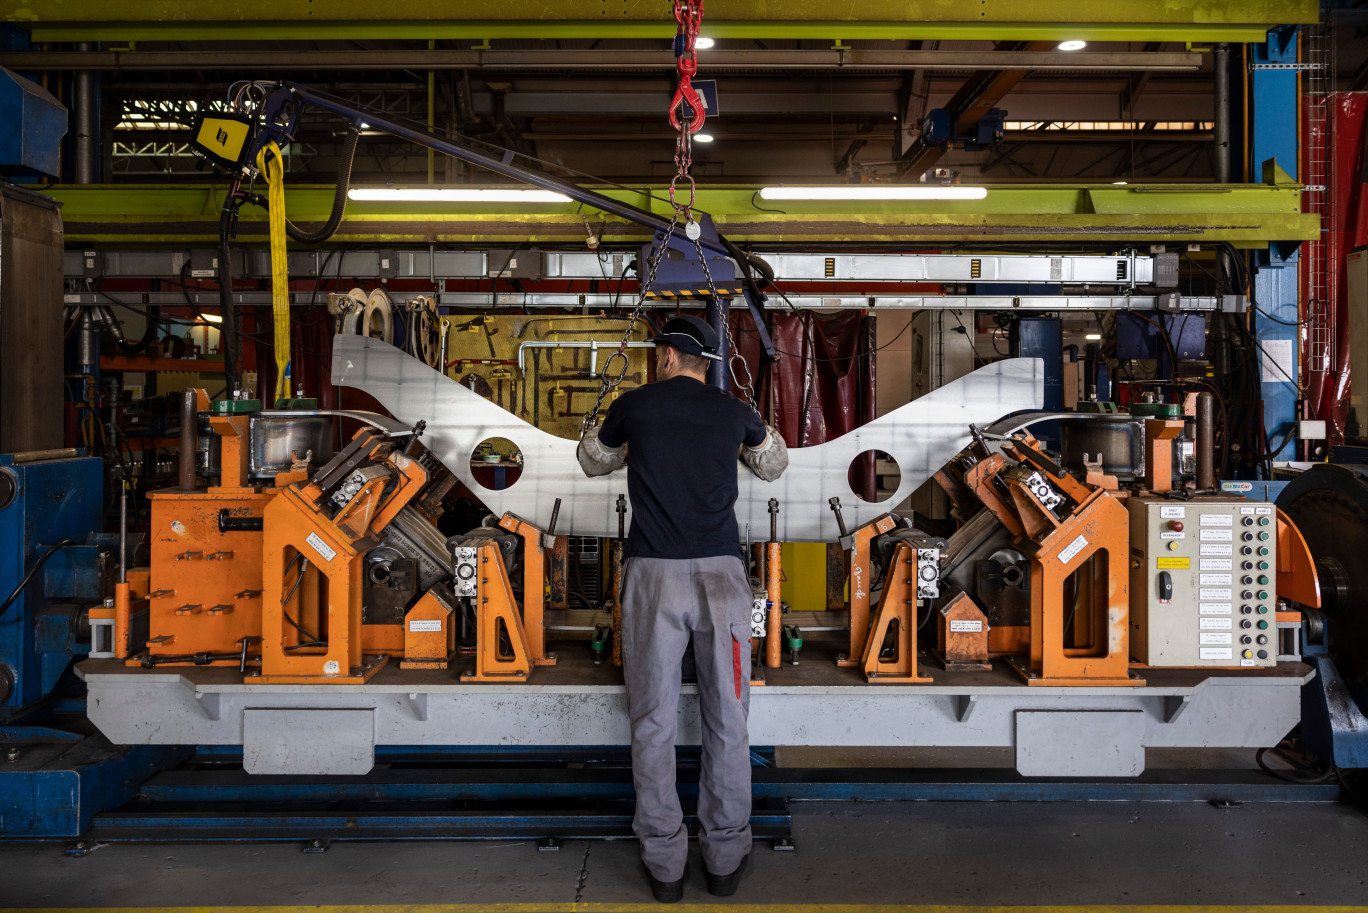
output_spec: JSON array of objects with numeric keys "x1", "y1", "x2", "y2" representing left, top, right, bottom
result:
[{"x1": 649, "y1": 314, "x2": 722, "y2": 360}]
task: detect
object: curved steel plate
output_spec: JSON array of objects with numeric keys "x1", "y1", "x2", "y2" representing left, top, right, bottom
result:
[{"x1": 331, "y1": 334, "x2": 1042, "y2": 541}]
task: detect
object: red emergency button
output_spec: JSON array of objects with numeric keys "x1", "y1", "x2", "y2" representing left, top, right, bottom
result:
[{"x1": 1168, "y1": 520, "x2": 1184, "y2": 532}]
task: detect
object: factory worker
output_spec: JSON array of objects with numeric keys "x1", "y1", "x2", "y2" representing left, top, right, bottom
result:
[{"x1": 577, "y1": 313, "x2": 787, "y2": 902}]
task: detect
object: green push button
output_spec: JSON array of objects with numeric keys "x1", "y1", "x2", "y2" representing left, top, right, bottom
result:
[
  {"x1": 1257, "y1": 575, "x2": 1269, "y2": 585},
  {"x1": 1257, "y1": 605, "x2": 1269, "y2": 614},
  {"x1": 1257, "y1": 590, "x2": 1269, "y2": 600},
  {"x1": 1258, "y1": 531, "x2": 1270, "y2": 541},
  {"x1": 1258, "y1": 561, "x2": 1269, "y2": 571},
  {"x1": 1258, "y1": 547, "x2": 1269, "y2": 556},
  {"x1": 1257, "y1": 620, "x2": 1269, "y2": 630}
]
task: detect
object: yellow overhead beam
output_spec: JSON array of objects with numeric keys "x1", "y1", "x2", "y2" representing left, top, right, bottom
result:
[
  {"x1": 42, "y1": 183, "x2": 1318, "y2": 248},
  {"x1": 2, "y1": 0, "x2": 1318, "y2": 42},
  {"x1": 2, "y1": 0, "x2": 1318, "y2": 24}
]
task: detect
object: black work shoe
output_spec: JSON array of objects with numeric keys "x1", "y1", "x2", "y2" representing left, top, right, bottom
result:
[
  {"x1": 644, "y1": 864, "x2": 686, "y2": 903},
  {"x1": 705, "y1": 853, "x2": 750, "y2": 897}
]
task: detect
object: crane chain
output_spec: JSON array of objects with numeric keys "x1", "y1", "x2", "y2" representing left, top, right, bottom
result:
[{"x1": 580, "y1": 211, "x2": 683, "y2": 435}]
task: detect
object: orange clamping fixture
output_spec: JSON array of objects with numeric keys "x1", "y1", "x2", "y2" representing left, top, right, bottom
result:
[
  {"x1": 498, "y1": 512, "x2": 558, "y2": 667},
  {"x1": 860, "y1": 542, "x2": 933, "y2": 684},
  {"x1": 461, "y1": 539, "x2": 534, "y2": 682},
  {"x1": 837, "y1": 514, "x2": 899, "y2": 668},
  {"x1": 400, "y1": 590, "x2": 456, "y2": 670}
]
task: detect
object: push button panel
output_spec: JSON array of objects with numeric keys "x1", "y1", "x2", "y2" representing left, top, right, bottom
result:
[{"x1": 1128, "y1": 496, "x2": 1277, "y2": 668}]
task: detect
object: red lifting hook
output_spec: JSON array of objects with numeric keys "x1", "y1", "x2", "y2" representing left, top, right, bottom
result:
[{"x1": 669, "y1": 0, "x2": 707, "y2": 134}]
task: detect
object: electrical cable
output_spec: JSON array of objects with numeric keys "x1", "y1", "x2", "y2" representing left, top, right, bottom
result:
[
  {"x1": 284, "y1": 127, "x2": 359, "y2": 244},
  {"x1": 1255, "y1": 745, "x2": 1337, "y2": 784},
  {"x1": 277, "y1": 553, "x2": 325, "y2": 647},
  {"x1": 0, "y1": 541, "x2": 77, "y2": 618}
]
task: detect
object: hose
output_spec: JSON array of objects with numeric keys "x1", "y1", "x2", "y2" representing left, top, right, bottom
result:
[
  {"x1": 218, "y1": 202, "x2": 243, "y2": 395},
  {"x1": 284, "y1": 127, "x2": 359, "y2": 244},
  {"x1": 0, "y1": 540, "x2": 77, "y2": 618}
]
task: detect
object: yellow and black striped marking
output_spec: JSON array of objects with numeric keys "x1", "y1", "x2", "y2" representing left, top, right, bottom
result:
[{"x1": 643, "y1": 287, "x2": 745, "y2": 299}]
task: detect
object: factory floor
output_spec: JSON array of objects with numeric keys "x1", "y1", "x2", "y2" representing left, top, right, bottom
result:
[{"x1": 4, "y1": 751, "x2": 1367, "y2": 910}]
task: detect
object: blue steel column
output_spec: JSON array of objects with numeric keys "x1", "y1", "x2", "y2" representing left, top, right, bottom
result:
[{"x1": 1248, "y1": 25, "x2": 1301, "y2": 464}]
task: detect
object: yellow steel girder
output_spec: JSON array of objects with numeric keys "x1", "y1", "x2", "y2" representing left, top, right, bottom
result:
[
  {"x1": 43, "y1": 183, "x2": 1316, "y2": 248},
  {"x1": 3, "y1": 0, "x2": 1318, "y2": 42}
]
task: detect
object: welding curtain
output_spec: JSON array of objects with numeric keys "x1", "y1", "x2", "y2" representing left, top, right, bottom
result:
[
  {"x1": 1302, "y1": 92, "x2": 1368, "y2": 445},
  {"x1": 730, "y1": 310, "x2": 878, "y2": 498}
]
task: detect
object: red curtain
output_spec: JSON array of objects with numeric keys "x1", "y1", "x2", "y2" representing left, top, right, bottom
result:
[
  {"x1": 1302, "y1": 92, "x2": 1368, "y2": 444},
  {"x1": 729, "y1": 310, "x2": 878, "y2": 496}
]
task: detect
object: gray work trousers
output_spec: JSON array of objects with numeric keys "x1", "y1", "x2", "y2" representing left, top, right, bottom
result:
[{"x1": 620, "y1": 555, "x2": 753, "y2": 881}]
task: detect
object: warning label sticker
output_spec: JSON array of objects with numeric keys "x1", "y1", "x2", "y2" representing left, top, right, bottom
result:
[
  {"x1": 1156, "y1": 557, "x2": 1190, "y2": 569},
  {"x1": 409, "y1": 619, "x2": 443, "y2": 633},
  {"x1": 1059, "y1": 534, "x2": 1089, "y2": 564},
  {"x1": 305, "y1": 531, "x2": 337, "y2": 563},
  {"x1": 949, "y1": 620, "x2": 984, "y2": 633}
]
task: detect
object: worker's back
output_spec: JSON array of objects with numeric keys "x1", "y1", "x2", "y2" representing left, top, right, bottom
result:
[{"x1": 598, "y1": 375, "x2": 767, "y2": 560}]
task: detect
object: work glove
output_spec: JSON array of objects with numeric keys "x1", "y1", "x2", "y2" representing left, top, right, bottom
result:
[
  {"x1": 741, "y1": 424, "x2": 788, "y2": 482},
  {"x1": 577, "y1": 426, "x2": 627, "y2": 477}
]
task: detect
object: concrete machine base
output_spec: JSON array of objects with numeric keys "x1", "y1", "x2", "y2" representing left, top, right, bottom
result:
[{"x1": 79, "y1": 643, "x2": 1311, "y2": 779}]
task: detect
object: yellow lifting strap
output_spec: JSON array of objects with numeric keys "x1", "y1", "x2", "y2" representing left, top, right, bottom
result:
[{"x1": 255, "y1": 141, "x2": 291, "y2": 401}]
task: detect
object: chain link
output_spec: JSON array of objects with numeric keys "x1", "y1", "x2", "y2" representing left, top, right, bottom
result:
[
  {"x1": 580, "y1": 0, "x2": 761, "y2": 432},
  {"x1": 580, "y1": 211, "x2": 684, "y2": 435},
  {"x1": 691, "y1": 231, "x2": 761, "y2": 418}
]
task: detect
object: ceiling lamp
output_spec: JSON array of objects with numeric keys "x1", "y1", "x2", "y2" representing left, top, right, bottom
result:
[
  {"x1": 693, "y1": 132, "x2": 715, "y2": 143},
  {"x1": 347, "y1": 188, "x2": 572, "y2": 203},
  {"x1": 1057, "y1": 40, "x2": 1087, "y2": 51},
  {"x1": 758, "y1": 186, "x2": 988, "y2": 201},
  {"x1": 695, "y1": 36, "x2": 715, "y2": 49}
]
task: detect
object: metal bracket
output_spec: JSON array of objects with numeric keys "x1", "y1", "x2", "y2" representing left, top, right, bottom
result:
[
  {"x1": 952, "y1": 693, "x2": 979, "y2": 723},
  {"x1": 1161, "y1": 694, "x2": 1192, "y2": 724},
  {"x1": 406, "y1": 691, "x2": 429, "y2": 722},
  {"x1": 195, "y1": 691, "x2": 222, "y2": 721}
]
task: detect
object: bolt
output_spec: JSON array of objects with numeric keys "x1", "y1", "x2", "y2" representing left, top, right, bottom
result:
[{"x1": 6, "y1": 747, "x2": 19, "y2": 762}]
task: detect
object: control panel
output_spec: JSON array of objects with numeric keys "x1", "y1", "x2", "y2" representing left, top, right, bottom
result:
[{"x1": 1129, "y1": 495, "x2": 1277, "y2": 667}]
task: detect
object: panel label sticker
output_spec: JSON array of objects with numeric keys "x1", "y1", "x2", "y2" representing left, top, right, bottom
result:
[
  {"x1": 1256, "y1": 507, "x2": 1273, "y2": 515},
  {"x1": 1240, "y1": 506, "x2": 1256, "y2": 514},
  {"x1": 1200, "y1": 558, "x2": 1233, "y2": 571},
  {"x1": 1200, "y1": 632, "x2": 1234, "y2": 645},
  {"x1": 1160, "y1": 506, "x2": 1186, "y2": 519},
  {"x1": 1199, "y1": 603, "x2": 1232, "y2": 615},
  {"x1": 1200, "y1": 647, "x2": 1234, "y2": 661},
  {"x1": 305, "y1": 531, "x2": 337, "y2": 563},
  {"x1": 1200, "y1": 514, "x2": 1234, "y2": 527},
  {"x1": 1199, "y1": 573, "x2": 1233, "y2": 586},
  {"x1": 1156, "y1": 557, "x2": 1190, "y2": 569},
  {"x1": 1200, "y1": 617, "x2": 1233, "y2": 630},
  {"x1": 1199, "y1": 588, "x2": 1233, "y2": 600},
  {"x1": 1199, "y1": 528, "x2": 1233, "y2": 541},
  {"x1": 950, "y1": 620, "x2": 984, "y2": 633},
  {"x1": 1241, "y1": 658, "x2": 1261, "y2": 667},
  {"x1": 409, "y1": 619, "x2": 443, "y2": 632},
  {"x1": 1200, "y1": 543, "x2": 1233, "y2": 556},
  {"x1": 1160, "y1": 531, "x2": 1186, "y2": 540},
  {"x1": 1058, "y1": 535, "x2": 1089, "y2": 564}
]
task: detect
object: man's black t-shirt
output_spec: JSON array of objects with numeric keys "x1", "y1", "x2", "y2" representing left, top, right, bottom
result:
[{"x1": 598, "y1": 375, "x2": 768, "y2": 560}]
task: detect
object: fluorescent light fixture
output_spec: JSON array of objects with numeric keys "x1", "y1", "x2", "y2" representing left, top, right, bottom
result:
[
  {"x1": 695, "y1": 36, "x2": 715, "y2": 49},
  {"x1": 201, "y1": 313, "x2": 223, "y2": 324},
  {"x1": 1084, "y1": 333, "x2": 1103, "y2": 341},
  {"x1": 759, "y1": 186, "x2": 988, "y2": 201},
  {"x1": 1112, "y1": 180, "x2": 1128, "y2": 185},
  {"x1": 693, "y1": 132, "x2": 715, "y2": 143},
  {"x1": 348, "y1": 188, "x2": 573, "y2": 203},
  {"x1": 1057, "y1": 40, "x2": 1087, "y2": 51}
]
